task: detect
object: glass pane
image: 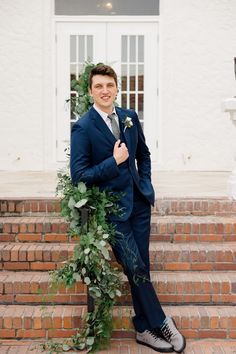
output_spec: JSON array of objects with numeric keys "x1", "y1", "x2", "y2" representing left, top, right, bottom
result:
[
  {"x1": 130, "y1": 36, "x2": 136, "y2": 62},
  {"x1": 87, "y1": 36, "x2": 93, "y2": 61},
  {"x1": 138, "y1": 36, "x2": 144, "y2": 62},
  {"x1": 70, "y1": 35, "x2": 76, "y2": 62},
  {"x1": 138, "y1": 64, "x2": 144, "y2": 91},
  {"x1": 70, "y1": 64, "x2": 77, "y2": 81},
  {"x1": 130, "y1": 93, "x2": 135, "y2": 110},
  {"x1": 121, "y1": 64, "x2": 127, "y2": 91},
  {"x1": 55, "y1": 0, "x2": 159, "y2": 16},
  {"x1": 130, "y1": 64, "x2": 136, "y2": 91},
  {"x1": 121, "y1": 94, "x2": 127, "y2": 108},
  {"x1": 122, "y1": 36, "x2": 127, "y2": 62},
  {"x1": 78, "y1": 36, "x2": 85, "y2": 62},
  {"x1": 138, "y1": 93, "x2": 143, "y2": 120}
]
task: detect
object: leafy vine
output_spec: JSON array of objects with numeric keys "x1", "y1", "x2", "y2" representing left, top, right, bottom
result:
[{"x1": 41, "y1": 62, "x2": 124, "y2": 353}]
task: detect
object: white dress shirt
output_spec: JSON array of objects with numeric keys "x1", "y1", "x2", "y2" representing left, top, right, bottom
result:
[{"x1": 93, "y1": 104, "x2": 119, "y2": 133}]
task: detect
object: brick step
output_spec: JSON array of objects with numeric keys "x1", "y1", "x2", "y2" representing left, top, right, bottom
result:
[
  {"x1": 1, "y1": 197, "x2": 236, "y2": 216},
  {"x1": 1, "y1": 340, "x2": 236, "y2": 354},
  {"x1": 0, "y1": 198, "x2": 61, "y2": 216},
  {"x1": 154, "y1": 197, "x2": 236, "y2": 216},
  {"x1": 0, "y1": 216, "x2": 69, "y2": 243},
  {"x1": 151, "y1": 215, "x2": 236, "y2": 243},
  {"x1": 0, "y1": 271, "x2": 87, "y2": 305},
  {"x1": 1, "y1": 271, "x2": 235, "y2": 306},
  {"x1": 0, "y1": 305, "x2": 236, "y2": 339},
  {"x1": 1, "y1": 242, "x2": 236, "y2": 271},
  {"x1": 2, "y1": 215, "x2": 236, "y2": 244}
]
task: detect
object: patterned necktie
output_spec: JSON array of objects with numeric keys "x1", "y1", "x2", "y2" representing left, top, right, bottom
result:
[{"x1": 107, "y1": 113, "x2": 120, "y2": 140}]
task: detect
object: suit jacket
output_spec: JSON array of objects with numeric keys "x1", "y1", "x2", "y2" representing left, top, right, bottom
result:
[{"x1": 70, "y1": 106, "x2": 155, "y2": 221}]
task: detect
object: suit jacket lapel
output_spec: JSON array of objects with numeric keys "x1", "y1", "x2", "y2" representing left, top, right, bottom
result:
[
  {"x1": 116, "y1": 108, "x2": 131, "y2": 152},
  {"x1": 90, "y1": 107, "x2": 116, "y2": 146}
]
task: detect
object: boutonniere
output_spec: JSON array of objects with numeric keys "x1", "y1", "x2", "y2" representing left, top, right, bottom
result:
[{"x1": 123, "y1": 116, "x2": 133, "y2": 132}]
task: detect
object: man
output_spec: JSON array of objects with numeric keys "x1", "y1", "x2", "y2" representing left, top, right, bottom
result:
[{"x1": 70, "y1": 64, "x2": 186, "y2": 353}]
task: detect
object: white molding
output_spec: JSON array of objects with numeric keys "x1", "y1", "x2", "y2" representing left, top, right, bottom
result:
[{"x1": 53, "y1": 15, "x2": 159, "y2": 23}]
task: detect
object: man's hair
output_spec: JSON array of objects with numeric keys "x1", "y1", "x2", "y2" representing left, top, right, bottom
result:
[{"x1": 89, "y1": 64, "x2": 118, "y2": 89}]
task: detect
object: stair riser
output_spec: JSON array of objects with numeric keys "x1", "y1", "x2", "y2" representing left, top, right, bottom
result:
[
  {"x1": 2, "y1": 198, "x2": 236, "y2": 216},
  {"x1": 0, "y1": 199, "x2": 61, "y2": 216},
  {"x1": 154, "y1": 199, "x2": 236, "y2": 216},
  {"x1": 1, "y1": 306, "x2": 236, "y2": 340},
  {"x1": 1, "y1": 247, "x2": 236, "y2": 271},
  {"x1": 1, "y1": 280, "x2": 236, "y2": 305},
  {"x1": 1, "y1": 220, "x2": 236, "y2": 243}
]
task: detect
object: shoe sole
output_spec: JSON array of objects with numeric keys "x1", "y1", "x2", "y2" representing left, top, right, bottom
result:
[
  {"x1": 173, "y1": 336, "x2": 186, "y2": 353},
  {"x1": 136, "y1": 339, "x2": 174, "y2": 353},
  {"x1": 171, "y1": 318, "x2": 187, "y2": 353}
]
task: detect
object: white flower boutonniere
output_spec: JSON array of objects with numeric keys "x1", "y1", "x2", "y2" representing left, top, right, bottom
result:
[{"x1": 123, "y1": 116, "x2": 133, "y2": 132}]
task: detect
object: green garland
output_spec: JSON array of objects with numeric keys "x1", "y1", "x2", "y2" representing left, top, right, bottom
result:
[
  {"x1": 41, "y1": 62, "x2": 124, "y2": 353},
  {"x1": 49, "y1": 176, "x2": 122, "y2": 352}
]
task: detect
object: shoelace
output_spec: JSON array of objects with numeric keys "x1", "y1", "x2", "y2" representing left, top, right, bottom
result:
[
  {"x1": 161, "y1": 323, "x2": 174, "y2": 341},
  {"x1": 147, "y1": 330, "x2": 165, "y2": 342}
]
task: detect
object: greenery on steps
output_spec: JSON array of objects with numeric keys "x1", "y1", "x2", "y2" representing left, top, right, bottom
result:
[{"x1": 42, "y1": 62, "x2": 123, "y2": 353}]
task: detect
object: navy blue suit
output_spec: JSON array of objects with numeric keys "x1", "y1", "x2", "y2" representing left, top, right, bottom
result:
[{"x1": 70, "y1": 106, "x2": 166, "y2": 332}]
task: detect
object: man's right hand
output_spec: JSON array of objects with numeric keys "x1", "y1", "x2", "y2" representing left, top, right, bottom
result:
[{"x1": 113, "y1": 139, "x2": 129, "y2": 165}]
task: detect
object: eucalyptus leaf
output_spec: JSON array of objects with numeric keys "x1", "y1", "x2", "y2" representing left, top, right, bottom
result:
[
  {"x1": 75, "y1": 198, "x2": 88, "y2": 209},
  {"x1": 101, "y1": 247, "x2": 110, "y2": 260},
  {"x1": 84, "y1": 277, "x2": 91, "y2": 285},
  {"x1": 68, "y1": 196, "x2": 76, "y2": 210},
  {"x1": 62, "y1": 344, "x2": 71, "y2": 351},
  {"x1": 77, "y1": 182, "x2": 87, "y2": 193},
  {"x1": 86, "y1": 337, "x2": 95, "y2": 346},
  {"x1": 73, "y1": 273, "x2": 81, "y2": 281}
]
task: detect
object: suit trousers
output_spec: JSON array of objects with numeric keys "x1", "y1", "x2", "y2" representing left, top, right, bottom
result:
[{"x1": 111, "y1": 186, "x2": 166, "y2": 333}]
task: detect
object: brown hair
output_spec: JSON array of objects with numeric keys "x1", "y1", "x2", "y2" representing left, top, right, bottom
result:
[{"x1": 89, "y1": 64, "x2": 118, "y2": 89}]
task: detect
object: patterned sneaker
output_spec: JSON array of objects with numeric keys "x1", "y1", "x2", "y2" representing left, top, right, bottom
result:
[
  {"x1": 136, "y1": 329, "x2": 174, "y2": 353},
  {"x1": 160, "y1": 316, "x2": 186, "y2": 353}
]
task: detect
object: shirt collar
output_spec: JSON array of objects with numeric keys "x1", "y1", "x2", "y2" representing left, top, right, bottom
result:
[{"x1": 93, "y1": 104, "x2": 117, "y2": 120}]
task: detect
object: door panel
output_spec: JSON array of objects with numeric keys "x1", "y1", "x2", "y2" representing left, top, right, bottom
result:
[{"x1": 56, "y1": 21, "x2": 158, "y2": 163}]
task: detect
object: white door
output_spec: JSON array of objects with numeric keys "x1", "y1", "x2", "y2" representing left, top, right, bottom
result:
[{"x1": 56, "y1": 21, "x2": 159, "y2": 164}]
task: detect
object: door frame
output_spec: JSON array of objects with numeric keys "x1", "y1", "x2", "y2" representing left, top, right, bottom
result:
[{"x1": 53, "y1": 15, "x2": 160, "y2": 169}]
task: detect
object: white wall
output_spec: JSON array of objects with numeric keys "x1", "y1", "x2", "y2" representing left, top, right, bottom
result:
[
  {"x1": 159, "y1": 0, "x2": 236, "y2": 170},
  {"x1": 0, "y1": 0, "x2": 54, "y2": 170},
  {"x1": 0, "y1": 0, "x2": 236, "y2": 171}
]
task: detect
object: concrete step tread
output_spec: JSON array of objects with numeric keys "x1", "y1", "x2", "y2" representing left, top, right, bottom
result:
[
  {"x1": 151, "y1": 214, "x2": 236, "y2": 223},
  {"x1": 1, "y1": 339, "x2": 236, "y2": 354},
  {"x1": 0, "y1": 216, "x2": 66, "y2": 223},
  {"x1": 1, "y1": 241, "x2": 236, "y2": 251},
  {"x1": 0, "y1": 304, "x2": 235, "y2": 318},
  {"x1": 1, "y1": 270, "x2": 236, "y2": 284},
  {"x1": 1, "y1": 214, "x2": 236, "y2": 223}
]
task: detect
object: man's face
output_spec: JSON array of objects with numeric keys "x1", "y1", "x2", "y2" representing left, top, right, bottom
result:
[{"x1": 89, "y1": 75, "x2": 118, "y2": 114}]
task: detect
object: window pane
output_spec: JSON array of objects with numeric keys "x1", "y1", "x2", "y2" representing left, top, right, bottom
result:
[
  {"x1": 55, "y1": 0, "x2": 159, "y2": 16},
  {"x1": 130, "y1": 36, "x2": 136, "y2": 62},
  {"x1": 138, "y1": 93, "x2": 143, "y2": 120},
  {"x1": 130, "y1": 64, "x2": 136, "y2": 91},
  {"x1": 78, "y1": 36, "x2": 85, "y2": 62},
  {"x1": 138, "y1": 36, "x2": 144, "y2": 62},
  {"x1": 87, "y1": 36, "x2": 93, "y2": 61},
  {"x1": 130, "y1": 93, "x2": 135, "y2": 109},
  {"x1": 138, "y1": 64, "x2": 144, "y2": 91},
  {"x1": 122, "y1": 36, "x2": 127, "y2": 62},
  {"x1": 121, "y1": 94, "x2": 127, "y2": 108},
  {"x1": 70, "y1": 64, "x2": 77, "y2": 81},
  {"x1": 70, "y1": 35, "x2": 76, "y2": 62},
  {"x1": 121, "y1": 64, "x2": 127, "y2": 91}
]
